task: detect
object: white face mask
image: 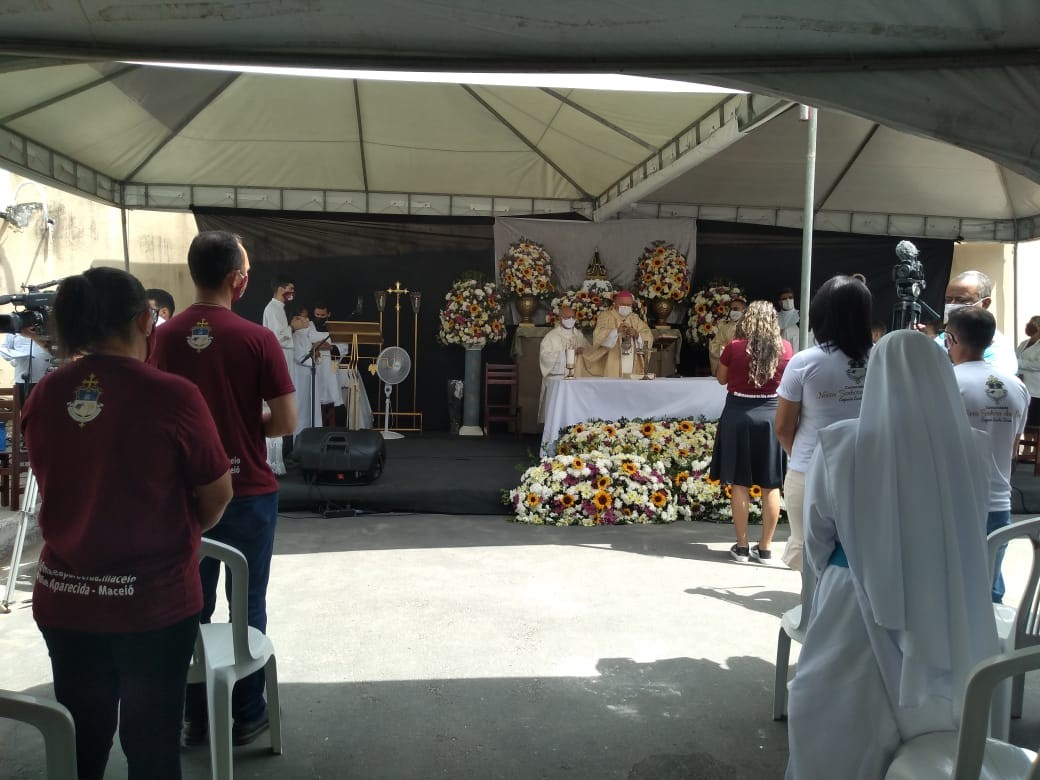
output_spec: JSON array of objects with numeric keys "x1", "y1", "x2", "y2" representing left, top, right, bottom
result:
[
  {"x1": 780, "y1": 299, "x2": 794, "y2": 311},
  {"x1": 729, "y1": 310, "x2": 744, "y2": 322},
  {"x1": 561, "y1": 317, "x2": 576, "y2": 330},
  {"x1": 617, "y1": 305, "x2": 632, "y2": 317},
  {"x1": 943, "y1": 302, "x2": 968, "y2": 323}
]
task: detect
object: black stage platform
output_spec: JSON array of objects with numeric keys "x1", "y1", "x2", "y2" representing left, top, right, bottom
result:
[{"x1": 277, "y1": 433, "x2": 538, "y2": 515}]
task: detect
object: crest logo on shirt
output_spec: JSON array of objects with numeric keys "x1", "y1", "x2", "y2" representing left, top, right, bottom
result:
[
  {"x1": 186, "y1": 318, "x2": 213, "y2": 352},
  {"x1": 67, "y1": 374, "x2": 103, "y2": 427},
  {"x1": 985, "y1": 375, "x2": 1008, "y2": 401},
  {"x1": 846, "y1": 358, "x2": 867, "y2": 385}
]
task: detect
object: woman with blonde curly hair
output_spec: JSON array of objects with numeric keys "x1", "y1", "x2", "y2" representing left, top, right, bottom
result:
[{"x1": 709, "y1": 299, "x2": 793, "y2": 562}]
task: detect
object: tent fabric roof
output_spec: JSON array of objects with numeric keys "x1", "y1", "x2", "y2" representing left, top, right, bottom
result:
[{"x1": 0, "y1": 2, "x2": 1038, "y2": 239}]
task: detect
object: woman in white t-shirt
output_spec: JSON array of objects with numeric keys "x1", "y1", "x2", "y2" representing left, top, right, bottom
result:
[
  {"x1": 775, "y1": 275, "x2": 873, "y2": 572},
  {"x1": 1016, "y1": 315, "x2": 1040, "y2": 426}
]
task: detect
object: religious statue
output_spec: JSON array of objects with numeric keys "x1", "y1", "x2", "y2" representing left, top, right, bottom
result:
[{"x1": 584, "y1": 290, "x2": 653, "y2": 378}]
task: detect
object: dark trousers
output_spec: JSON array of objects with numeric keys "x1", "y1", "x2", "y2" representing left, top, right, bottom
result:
[
  {"x1": 40, "y1": 613, "x2": 199, "y2": 780},
  {"x1": 185, "y1": 491, "x2": 278, "y2": 724}
]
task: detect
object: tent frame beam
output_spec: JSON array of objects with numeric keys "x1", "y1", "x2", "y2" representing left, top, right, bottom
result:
[
  {"x1": 0, "y1": 63, "x2": 139, "y2": 125},
  {"x1": 539, "y1": 88, "x2": 656, "y2": 151}
]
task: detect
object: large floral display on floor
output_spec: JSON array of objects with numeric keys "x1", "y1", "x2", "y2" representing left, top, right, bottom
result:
[{"x1": 508, "y1": 418, "x2": 767, "y2": 525}]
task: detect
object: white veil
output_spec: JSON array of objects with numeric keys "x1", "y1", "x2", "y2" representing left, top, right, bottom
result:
[{"x1": 816, "y1": 329, "x2": 998, "y2": 713}]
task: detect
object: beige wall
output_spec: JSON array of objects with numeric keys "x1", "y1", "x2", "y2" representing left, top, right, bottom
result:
[
  {"x1": 0, "y1": 168, "x2": 197, "y2": 385},
  {"x1": 1016, "y1": 239, "x2": 1040, "y2": 347}
]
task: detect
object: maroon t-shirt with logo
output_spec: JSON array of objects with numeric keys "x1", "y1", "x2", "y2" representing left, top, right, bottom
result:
[
  {"x1": 24, "y1": 354, "x2": 230, "y2": 633},
  {"x1": 152, "y1": 303, "x2": 295, "y2": 496}
]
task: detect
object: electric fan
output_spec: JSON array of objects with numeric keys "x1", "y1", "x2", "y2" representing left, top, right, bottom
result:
[{"x1": 375, "y1": 346, "x2": 412, "y2": 439}]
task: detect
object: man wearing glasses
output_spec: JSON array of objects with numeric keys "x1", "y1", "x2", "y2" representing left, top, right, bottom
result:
[{"x1": 936, "y1": 270, "x2": 1018, "y2": 375}]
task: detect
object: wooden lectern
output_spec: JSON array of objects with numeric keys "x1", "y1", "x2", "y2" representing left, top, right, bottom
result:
[{"x1": 326, "y1": 321, "x2": 382, "y2": 429}]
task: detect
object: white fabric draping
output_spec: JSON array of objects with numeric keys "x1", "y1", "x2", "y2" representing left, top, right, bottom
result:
[
  {"x1": 541, "y1": 376, "x2": 727, "y2": 454},
  {"x1": 494, "y1": 217, "x2": 696, "y2": 326},
  {"x1": 338, "y1": 366, "x2": 375, "y2": 430}
]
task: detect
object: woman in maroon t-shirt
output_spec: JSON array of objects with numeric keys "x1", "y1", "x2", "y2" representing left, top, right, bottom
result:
[
  {"x1": 23, "y1": 268, "x2": 232, "y2": 780},
  {"x1": 708, "y1": 300, "x2": 793, "y2": 563}
]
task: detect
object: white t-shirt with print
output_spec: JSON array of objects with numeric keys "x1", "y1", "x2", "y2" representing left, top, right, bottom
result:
[
  {"x1": 777, "y1": 345, "x2": 868, "y2": 472},
  {"x1": 954, "y1": 360, "x2": 1029, "y2": 511}
]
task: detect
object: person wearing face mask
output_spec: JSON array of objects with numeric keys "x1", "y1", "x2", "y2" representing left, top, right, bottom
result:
[
  {"x1": 776, "y1": 288, "x2": 800, "y2": 352},
  {"x1": 262, "y1": 273, "x2": 300, "y2": 372},
  {"x1": 27, "y1": 267, "x2": 233, "y2": 779},
  {"x1": 934, "y1": 270, "x2": 1018, "y2": 375},
  {"x1": 538, "y1": 304, "x2": 591, "y2": 421},
  {"x1": 308, "y1": 301, "x2": 346, "y2": 426},
  {"x1": 585, "y1": 291, "x2": 653, "y2": 378},
  {"x1": 708, "y1": 295, "x2": 747, "y2": 376},
  {"x1": 152, "y1": 231, "x2": 297, "y2": 749},
  {"x1": 1016, "y1": 315, "x2": 1040, "y2": 426}
]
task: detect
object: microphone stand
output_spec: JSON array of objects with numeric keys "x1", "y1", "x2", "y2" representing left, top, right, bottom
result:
[{"x1": 299, "y1": 333, "x2": 332, "y2": 430}]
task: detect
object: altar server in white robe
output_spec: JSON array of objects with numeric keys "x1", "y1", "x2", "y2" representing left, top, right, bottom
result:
[
  {"x1": 288, "y1": 305, "x2": 324, "y2": 438},
  {"x1": 786, "y1": 330, "x2": 999, "y2": 780},
  {"x1": 776, "y1": 287, "x2": 800, "y2": 352},
  {"x1": 262, "y1": 274, "x2": 297, "y2": 471},
  {"x1": 538, "y1": 305, "x2": 590, "y2": 422}
]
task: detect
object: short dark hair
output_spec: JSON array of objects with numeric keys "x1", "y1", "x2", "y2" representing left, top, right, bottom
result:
[
  {"x1": 284, "y1": 300, "x2": 308, "y2": 319},
  {"x1": 777, "y1": 287, "x2": 794, "y2": 299},
  {"x1": 870, "y1": 320, "x2": 888, "y2": 335},
  {"x1": 809, "y1": 275, "x2": 874, "y2": 362},
  {"x1": 187, "y1": 231, "x2": 244, "y2": 291},
  {"x1": 271, "y1": 273, "x2": 295, "y2": 294},
  {"x1": 312, "y1": 300, "x2": 329, "y2": 311},
  {"x1": 54, "y1": 267, "x2": 147, "y2": 355},
  {"x1": 947, "y1": 306, "x2": 995, "y2": 352},
  {"x1": 145, "y1": 288, "x2": 175, "y2": 316}
]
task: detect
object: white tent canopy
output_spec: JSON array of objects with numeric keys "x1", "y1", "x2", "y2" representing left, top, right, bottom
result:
[{"x1": 0, "y1": 1, "x2": 1038, "y2": 239}]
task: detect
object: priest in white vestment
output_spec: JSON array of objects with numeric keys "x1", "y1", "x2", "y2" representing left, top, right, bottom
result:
[
  {"x1": 708, "y1": 295, "x2": 746, "y2": 376},
  {"x1": 785, "y1": 330, "x2": 999, "y2": 779},
  {"x1": 289, "y1": 306, "x2": 327, "y2": 438},
  {"x1": 584, "y1": 291, "x2": 653, "y2": 378},
  {"x1": 777, "y1": 287, "x2": 800, "y2": 352},
  {"x1": 537, "y1": 305, "x2": 590, "y2": 422},
  {"x1": 262, "y1": 275, "x2": 297, "y2": 472}
]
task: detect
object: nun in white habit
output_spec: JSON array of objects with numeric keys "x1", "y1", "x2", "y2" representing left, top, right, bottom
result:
[{"x1": 786, "y1": 330, "x2": 999, "y2": 780}]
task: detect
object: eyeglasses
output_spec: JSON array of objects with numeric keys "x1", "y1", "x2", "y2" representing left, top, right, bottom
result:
[{"x1": 943, "y1": 295, "x2": 982, "y2": 305}]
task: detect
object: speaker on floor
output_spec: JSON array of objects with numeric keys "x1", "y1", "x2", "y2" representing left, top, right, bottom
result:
[{"x1": 294, "y1": 428, "x2": 386, "y2": 485}]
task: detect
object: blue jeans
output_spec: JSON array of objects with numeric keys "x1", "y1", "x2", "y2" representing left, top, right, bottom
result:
[
  {"x1": 988, "y1": 509, "x2": 1011, "y2": 604},
  {"x1": 185, "y1": 491, "x2": 278, "y2": 723}
]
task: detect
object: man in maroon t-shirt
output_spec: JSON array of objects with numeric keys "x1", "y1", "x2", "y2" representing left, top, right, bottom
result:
[{"x1": 152, "y1": 230, "x2": 296, "y2": 747}]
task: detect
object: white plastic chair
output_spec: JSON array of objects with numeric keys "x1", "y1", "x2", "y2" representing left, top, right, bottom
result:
[
  {"x1": 772, "y1": 557, "x2": 818, "y2": 720},
  {"x1": 988, "y1": 517, "x2": 1040, "y2": 719},
  {"x1": 187, "y1": 538, "x2": 282, "y2": 780},
  {"x1": 0, "y1": 690, "x2": 77, "y2": 779},
  {"x1": 885, "y1": 645, "x2": 1040, "y2": 780}
]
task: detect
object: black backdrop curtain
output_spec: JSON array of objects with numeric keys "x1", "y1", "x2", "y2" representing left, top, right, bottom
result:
[
  {"x1": 193, "y1": 209, "x2": 503, "y2": 433},
  {"x1": 193, "y1": 210, "x2": 954, "y2": 428}
]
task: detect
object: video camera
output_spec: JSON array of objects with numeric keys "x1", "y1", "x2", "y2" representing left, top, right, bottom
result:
[
  {"x1": 890, "y1": 241, "x2": 939, "y2": 331},
  {"x1": 0, "y1": 279, "x2": 61, "y2": 335}
]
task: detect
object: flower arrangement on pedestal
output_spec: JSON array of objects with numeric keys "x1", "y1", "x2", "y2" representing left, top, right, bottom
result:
[
  {"x1": 498, "y1": 238, "x2": 555, "y2": 299},
  {"x1": 437, "y1": 275, "x2": 506, "y2": 348},
  {"x1": 686, "y1": 281, "x2": 746, "y2": 346},
  {"x1": 546, "y1": 283, "x2": 647, "y2": 328},
  {"x1": 507, "y1": 417, "x2": 767, "y2": 525},
  {"x1": 634, "y1": 241, "x2": 691, "y2": 303}
]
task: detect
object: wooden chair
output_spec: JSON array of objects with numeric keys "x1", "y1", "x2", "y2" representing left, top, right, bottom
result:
[
  {"x1": 483, "y1": 363, "x2": 522, "y2": 438},
  {"x1": 1019, "y1": 426, "x2": 1040, "y2": 476},
  {"x1": 0, "y1": 387, "x2": 28, "y2": 510}
]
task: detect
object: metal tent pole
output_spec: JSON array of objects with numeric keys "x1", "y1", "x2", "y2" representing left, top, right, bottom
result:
[{"x1": 799, "y1": 106, "x2": 818, "y2": 350}]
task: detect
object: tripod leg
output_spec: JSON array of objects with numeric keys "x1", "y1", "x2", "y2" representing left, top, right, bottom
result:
[{"x1": 3, "y1": 470, "x2": 39, "y2": 611}]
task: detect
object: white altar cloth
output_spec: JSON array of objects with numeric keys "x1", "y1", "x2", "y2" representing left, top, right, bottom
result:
[{"x1": 541, "y1": 377, "x2": 729, "y2": 454}]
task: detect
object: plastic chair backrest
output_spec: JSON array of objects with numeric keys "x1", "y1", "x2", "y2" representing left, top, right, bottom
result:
[
  {"x1": 0, "y1": 690, "x2": 77, "y2": 779},
  {"x1": 988, "y1": 517, "x2": 1040, "y2": 642},
  {"x1": 199, "y1": 538, "x2": 255, "y2": 665},
  {"x1": 795, "y1": 554, "x2": 818, "y2": 631}
]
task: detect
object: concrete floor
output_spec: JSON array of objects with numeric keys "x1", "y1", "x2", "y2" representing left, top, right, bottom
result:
[{"x1": 2, "y1": 514, "x2": 1040, "y2": 779}]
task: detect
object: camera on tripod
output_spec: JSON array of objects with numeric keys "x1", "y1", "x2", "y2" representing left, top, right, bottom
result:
[
  {"x1": 890, "y1": 241, "x2": 939, "y2": 331},
  {"x1": 0, "y1": 281, "x2": 60, "y2": 336}
]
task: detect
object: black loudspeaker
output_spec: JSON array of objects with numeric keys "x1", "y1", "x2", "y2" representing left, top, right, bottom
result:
[{"x1": 294, "y1": 428, "x2": 386, "y2": 485}]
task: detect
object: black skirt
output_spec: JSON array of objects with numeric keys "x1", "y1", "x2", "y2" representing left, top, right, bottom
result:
[{"x1": 709, "y1": 394, "x2": 786, "y2": 488}]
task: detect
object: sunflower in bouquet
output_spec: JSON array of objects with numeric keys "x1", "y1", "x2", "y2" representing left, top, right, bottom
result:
[
  {"x1": 498, "y1": 238, "x2": 555, "y2": 301},
  {"x1": 437, "y1": 275, "x2": 506, "y2": 348},
  {"x1": 686, "y1": 281, "x2": 746, "y2": 346},
  {"x1": 634, "y1": 241, "x2": 691, "y2": 302}
]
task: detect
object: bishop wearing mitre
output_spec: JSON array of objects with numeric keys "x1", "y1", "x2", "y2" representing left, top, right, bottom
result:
[
  {"x1": 584, "y1": 291, "x2": 653, "y2": 377},
  {"x1": 538, "y1": 304, "x2": 590, "y2": 421}
]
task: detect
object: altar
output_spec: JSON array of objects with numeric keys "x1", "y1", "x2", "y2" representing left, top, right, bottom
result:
[{"x1": 540, "y1": 376, "x2": 728, "y2": 454}]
